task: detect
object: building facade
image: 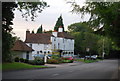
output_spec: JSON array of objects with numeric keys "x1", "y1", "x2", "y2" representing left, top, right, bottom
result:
[{"x1": 24, "y1": 27, "x2": 74, "y2": 60}]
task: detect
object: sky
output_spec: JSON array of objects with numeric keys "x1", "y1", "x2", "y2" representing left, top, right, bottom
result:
[{"x1": 12, "y1": 0, "x2": 89, "y2": 41}]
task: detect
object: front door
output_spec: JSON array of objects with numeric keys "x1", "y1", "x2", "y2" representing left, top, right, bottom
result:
[{"x1": 26, "y1": 52, "x2": 29, "y2": 60}]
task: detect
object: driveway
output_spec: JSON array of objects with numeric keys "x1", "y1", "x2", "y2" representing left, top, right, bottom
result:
[{"x1": 2, "y1": 59, "x2": 119, "y2": 80}]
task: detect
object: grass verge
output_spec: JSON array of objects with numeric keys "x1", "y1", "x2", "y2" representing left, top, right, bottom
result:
[
  {"x1": 2, "y1": 62, "x2": 47, "y2": 71},
  {"x1": 74, "y1": 59, "x2": 102, "y2": 63}
]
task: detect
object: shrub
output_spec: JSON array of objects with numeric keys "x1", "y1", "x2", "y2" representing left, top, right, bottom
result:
[
  {"x1": 28, "y1": 60, "x2": 36, "y2": 65},
  {"x1": 62, "y1": 60, "x2": 73, "y2": 63},
  {"x1": 47, "y1": 59, "x2": 59, "y2": 64},
  {"x1": 14, "y1": 57, "x2": 19, "y2": 62},
  {"x1": 19, "y1": 58, "x2": 24, "y2": 62},
  {"x1": 28, "y1": 59, "x2": 45, "y2": 65},
  {"x1": 97, "y1": 56, "x2": 103, "y2": 59},
  {"x1": 51, "y1": 55, "x2": 60, "y2": 59},
  {"x1": 35, "y1": 60, "x2": 45, "y2": 65},
  {"x1": 24, "y1": 59, "x2": 29, "y2": 63}
]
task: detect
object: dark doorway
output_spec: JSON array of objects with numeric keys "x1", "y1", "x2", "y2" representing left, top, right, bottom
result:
[{"x1": 26, "y1": 52, "x2": 29, "y2": 60}]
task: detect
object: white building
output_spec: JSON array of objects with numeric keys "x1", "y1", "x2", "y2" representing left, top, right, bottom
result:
[{"x1": 12, "y1": 27, "x2": 74, "y2": 60}]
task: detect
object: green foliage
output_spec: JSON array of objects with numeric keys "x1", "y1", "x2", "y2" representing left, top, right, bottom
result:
[
  {"x1": 68, "y1": 22, "x2": 113, "y2": 56},
  {"x1": 17, "y1": 2, "x2": 49, "y2": 21},
  {"x1": 70, "y1": 1, "x2": 120, "y2": 48},
  {"x1": 51, "y1": 55, "x2": 60, "y2": 59},
  {"x1": 62, "y1": 60, "x2": 73, "y2": 63},
  {"x1": 2, "y1": 2, "x2": 48, "y2": 62},
  {"x1": 29, "y1": 56, "x2": 45, "y2": 65},
  {"x1": 68, "y1": 22, "x2": 93, "y2": 33},
  {"x1": 2, "y1": 2, "x2": 18, "y2": 62},
  {"x1": 28, "y1": 60, "x2": 44, "y2": 65},
  {"x1": 54, "y1": 15, "x2": 64, "y2": 31},
  {"x1": 97, "y1": 36, "x2": 112, "y2": 56},
  {"x1": 19, "y1": 58, "x2": 24, "y2": 62},
  {"x1": 37, "y1": 25, "x2": 43, "y2": 33},
  {"x1": 2, "y1": 62, "x2": 47, "y2": 71},
  {"x1": 14, "y1": 57, "x2": 19, "y2": 62},
  {"x1": 47, "y1": 59, "x2": 59, "y2": 64},
  {"x1": 24, "y1": 59, "x2": 29, "y2": 63}
]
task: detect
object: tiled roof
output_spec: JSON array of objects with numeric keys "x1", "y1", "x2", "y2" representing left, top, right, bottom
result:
[
  {"x1": 58, "y1": 32, "x2": 74, "y2": 39},
  {"x1": 25, "y1": 33, "x2": 52, "y2": 44},
  {"x1": 11, "y1": 40, "x2": 34, "y2": 51}
]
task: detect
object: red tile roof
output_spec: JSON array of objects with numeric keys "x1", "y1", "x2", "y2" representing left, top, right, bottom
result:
[
  {"x1": 58, "y1": 32, "x2": 74, "y2": 39},
  {"x1": 11, "y1": 40, "x2": 34, "y2": 52},
  {"x1": 25, "y1": 32, "x2": 74, "y2": 44},
  {"x1": 25, "y1": 33, "x2": 52, "y2": 44}
]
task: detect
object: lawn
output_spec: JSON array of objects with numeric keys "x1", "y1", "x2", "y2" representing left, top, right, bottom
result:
[
  {"x1": 74, "y1": 59, "x2": 102, "y2": 63},
  {"x1": 2, "y1": 62, "x2": 47, "y2": 71}
]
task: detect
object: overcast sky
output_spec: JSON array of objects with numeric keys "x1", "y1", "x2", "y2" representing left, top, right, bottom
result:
[{"x1": 12, "y1": 0, "x2": 89, "y2": 41}]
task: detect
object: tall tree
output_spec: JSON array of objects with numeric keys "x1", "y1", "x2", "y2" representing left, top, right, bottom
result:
[
  {"x1": 69, "y1": 1, "x2": 120, "y2": 48},
  {"x1": 68, "y1": 22, "x2": 113, "y2": 57},
  {"x1": 54, "y1": 15, "x2": 64, "y2": 31},
  {"x1": 37, "y1": 25, "x2": 43, "y2": 33},
  {"x1": 2, "y1": 2, "x2": 49, "y2": 62}
]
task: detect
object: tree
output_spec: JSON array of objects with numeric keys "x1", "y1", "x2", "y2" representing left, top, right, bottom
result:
[
  {"x1": 2, "y1": 2, "x2": 49, "y2": 62},
  {"x1": 69, "y1": 1, "x2": 120, "y2": 48},
  {"x1": 68, "y1": 22, "x2": 93, "y2": 33},
  {"x1": 37, "y1": 25, "x2": 43, "y2": 33},
  {"x1": 32, "y1": 30, "x2": 35, "y2": 33},
  {"x1": 54, "y1": 15, "x2": 65, "y2": 31},
  {"x1": 68, "y1": 22, "x2": 97, "y2": 55},
  {"x1": 68, "y1": 22, "x2": 113, "y2": 57},
  {"x1": 97, "y1": 36, "x2": 112, "y2": 57}
]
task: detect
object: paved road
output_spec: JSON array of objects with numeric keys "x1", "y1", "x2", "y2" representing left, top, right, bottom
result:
[{"x1": 2, "y1": 59, "x2": 118, "y2": 79}]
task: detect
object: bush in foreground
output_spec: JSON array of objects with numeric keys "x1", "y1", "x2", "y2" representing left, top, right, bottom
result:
[
  {"x1": 20, "y1": 58, "x2": 24, "y2": 62},
  {"x1": 28, "y1": 60, "x2": 44, "y2": 65},
  {"x1": 62, "y1": 60, "x2": 73, "y2": 63},
  {"x1": 47, "y1": 59, "x2": 59, "y2": 64},
  {"x1": 14, "y1": 57, "x2": 19, "y2": 62}
]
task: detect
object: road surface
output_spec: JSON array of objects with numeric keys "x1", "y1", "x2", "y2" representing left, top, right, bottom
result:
[{"x1": 2, "y1": 59, "x2": 118, "y2": 80}]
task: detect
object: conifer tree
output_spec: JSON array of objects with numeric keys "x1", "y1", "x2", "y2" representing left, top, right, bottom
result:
[
  {"x1": 54, "y1": 15, "x2": 64, "y2": 31},
  {"x1": 37, "y1": 25, "x2": 43, "y2": 33}
]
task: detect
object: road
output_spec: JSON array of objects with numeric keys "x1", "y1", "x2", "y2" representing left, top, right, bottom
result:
[{"x1": 2, "y1": 59, "x2": 118, "y2": 80}]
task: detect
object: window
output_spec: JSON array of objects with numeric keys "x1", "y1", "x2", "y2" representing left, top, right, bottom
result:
[
  {"x1": 40, "y1": 51, "x2": 42, "y2": 53},
  {"x1": 30, "y1": 44, "x2": 32, "y2": 48},
  {"x1": 37, "y1": 51, "x2": 39, "y2": 54},
  {"x1": 58, "y1": 43, "x2": 60, "y2": 49},
  {"x1": 48, "y1": 51, "x2": 50, "y2": 53},
  {"x1": 44, "y1": 51, "x2": 46, "y2": 54},
  {"x1": 26, "y1": 52, "x2": 29, "y2": 60}
]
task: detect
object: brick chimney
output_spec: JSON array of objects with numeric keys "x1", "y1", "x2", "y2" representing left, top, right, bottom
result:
[{"x1": 26, "y1": 29, "x2": 30, "y2": 41}]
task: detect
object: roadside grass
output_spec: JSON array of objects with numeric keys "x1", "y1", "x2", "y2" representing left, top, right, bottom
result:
[
  {"x1": 2, "y1": 62, "x2": 47, "y2": 71},
  {"x1": 74, "y1": 59, "x2": 102, "y2": 63}
]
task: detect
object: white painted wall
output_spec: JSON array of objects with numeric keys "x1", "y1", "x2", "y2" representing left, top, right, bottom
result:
[
  {"x1": 51, "y1": 36, "x2": 74, "y2": 56},
  {"x1": 26, "y1": 43, "x2": 52, "y2": 59}
]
